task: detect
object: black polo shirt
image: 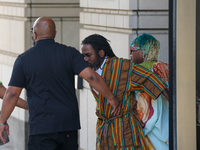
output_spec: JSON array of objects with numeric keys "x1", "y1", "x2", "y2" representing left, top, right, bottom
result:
[{"x1": 9, "y1": 39, "x2": 88, "y2": 135}]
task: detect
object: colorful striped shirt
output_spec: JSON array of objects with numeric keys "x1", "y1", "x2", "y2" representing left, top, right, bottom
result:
[{"x1": 91, "y1": 57, "x2": 166, "y2": 150}]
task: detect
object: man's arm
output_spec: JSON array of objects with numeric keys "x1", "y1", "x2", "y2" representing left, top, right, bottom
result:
[
  {"x1": 79, "y1": 67, "x2": 120, "y2": 115},
  {"x1": 0, "y1": 84, "x2": 28, "y2": 110},
  {"x1": 0, "y1": 84, "x2": 6, "y2": 99},
  {"x1": 0, "y1": 86, "x2": 22, "y2": 143}
]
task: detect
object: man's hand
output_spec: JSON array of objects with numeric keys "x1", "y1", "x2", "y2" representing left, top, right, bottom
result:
[
  {"x1": 107, "y1": 97, "x2": 121, "y2": 116},
  {"x1": 0, "y1": 124, "x2": 9, "y2": 144}
]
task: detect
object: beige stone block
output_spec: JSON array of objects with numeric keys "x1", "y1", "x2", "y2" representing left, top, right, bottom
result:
[
  {"x1": 79, "y1": 88, "x2": 88, "y2": 150},
  {"x1": 139, "y1": 15, "x2": 168, "y2": 29},
  {"x1": 31, "y1": 7, "x2": 81, "y2": 18},
  {"x1": 1, "y1": 64, "x2": 12, "y2": 87},
  {"x1": 87, "y1": 91, "x2": 97, "y2": 150},
  {"x1": 84, "y1": 25, "x2": 107, "y2": 31},
  {"x1": 155, "y1": 33, "x2": 169, "y2": 63},
  {"x1": 31, "y1": 0, "x2": 79, "y2": 3},
  {"x1": 0, "y1": 18, "x2": 10, "y2": 51},
  {"x1": 54, "y1": 20, "x2": 62, "y2": 44},
  {"x1": 3, "y1": 55, "x2": 8, "y2": 65},
  {"x1": 7, "y1": 6, "x2": 12, "y2": 16},
  {"x1": 102, "y1": 32, "x2": 130, "y2": 59},
  {"x1": 139, "y1": 0, "x2": 168, "y2": 10},
  {"x1": 88, "y1": 8, "x2": 95, "y2": 12},
  {"x1": 111, "y1": 10, "x2": 118, "y2": 14},
  {"x1": 62, "y1": 20, "x2": 82, "y2": 50},
  {"x1": 25, "y1": 7, "x2": 31, "y2": 17},
  {"x1": 18, "y1": 108, "x2": 25, "y2": 121},
  {"x1": 12, "y1": 107, "x2": 20, "y2": 119},
  {"x1": 84, "y1": 12, "x2": 92, "y2": 25},
  {"x1": 83, "y1": 79, "x2": 90, "y2": 89},
  {"x1": 0, "y1": 0, "x2": 25, "y2": 2},
  {"x1": 10, "y1": 20, "x2": 25, "y2": 54},
  {"x1": 124, "y1": 15, "x2": 137, "y2": 28},
  {"x1": 80, "y1": 12, "x2": 85, "y2": 24},
  {"x1": 91, "y1": 13, "x2": 99, "y2": 25},
  {"x1": 0, "y1": 54, "x2": 3, "y2": 65},
  {"x1": 99, "y1": 14, "x2": 106, "y2": 26},
  {"x1": 24, "y1": 21, "x2": 31, "y2": 50},
  {"x1": 95, "y1": 9, "x2": 103, "y2": 13},
  {"x1": 103, "y1": 10, "x2": 111, "y2": 13},
  {"x1": 119, "y1": 10, "x2": 128, "y2": 15},
  {"x1": 114, "y1": 15, "x2": 123, "y2": 28},
  {"x1": 0, "y1": 6, "x2": 2, "y2": 14},
  {"x1": 16, "y1": 6, "x2": 25, "y2": 17},
  {"x1": 129, "y1": 33, "x2": 138, "y2": 47},
  {"x1": 87, "y1": 0, "x2": 119, "y2": 9},
  {"x1": 120, "y1": 0, "x2": 137, "y2": 10},
  {"x1": 7, "y1": 56, "x2": 12, "y2": 66},
  {"x1": 130, "y1": 0, "x2": 138, "y2": 10},
  {"x1": 107, "y1": 14, "x2": 115, "y2": 27},
  {"x1": 80, "y1": 0, "x2": 88, "y2": 7},
  {"x1": 11, "y1": 56, "x2": 16, "y2": 67}
]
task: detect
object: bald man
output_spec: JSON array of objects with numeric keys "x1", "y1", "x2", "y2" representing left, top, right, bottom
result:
[{"x1": 0, "y1": 17, "x2": 120, "y2": 150}]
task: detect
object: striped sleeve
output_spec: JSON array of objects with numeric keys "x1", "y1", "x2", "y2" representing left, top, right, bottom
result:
[{"x1": 131, "y1": 63, "x2": 167, "y2": 99}]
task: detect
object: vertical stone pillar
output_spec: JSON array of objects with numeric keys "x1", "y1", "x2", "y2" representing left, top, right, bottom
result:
[
  {"x1": 79, "y1": 0, "x2": 169, "y2": 149},
  {"x1": 0, "y1": 0, "x2": 82, "y2": 149},
  {"x1": 176, "y1": 0, "x2": 196, "y2": 149}
]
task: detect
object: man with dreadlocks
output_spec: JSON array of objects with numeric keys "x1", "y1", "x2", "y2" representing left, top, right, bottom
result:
[
  {"x1": 130, "y1": 33, "x2": 169, "y2": 150},
  {"x1": 81, "y1": 34, "x2": 169, "y2": 150}
]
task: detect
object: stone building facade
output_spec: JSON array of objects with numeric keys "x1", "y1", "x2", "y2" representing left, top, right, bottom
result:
[{"x1": 0, "y1": 0, "x2": 197, "y2": 150}]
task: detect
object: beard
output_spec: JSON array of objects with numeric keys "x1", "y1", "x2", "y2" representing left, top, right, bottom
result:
[
  {"x1": 31, "y1": 36, "x2": 35, "y2": 46},
  {"x1": 88, "y1": 63, "x2": 95, "y2": 69}
]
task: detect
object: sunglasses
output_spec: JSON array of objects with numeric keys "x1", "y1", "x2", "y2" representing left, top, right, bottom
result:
[{"x1": 130, "y1": 46, "x2": 141, "y2": 54}]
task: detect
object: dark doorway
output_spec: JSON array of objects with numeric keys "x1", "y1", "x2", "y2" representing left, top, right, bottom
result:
[{"x1": 169, "y1": 0, "x2": 177, "y2": 149}]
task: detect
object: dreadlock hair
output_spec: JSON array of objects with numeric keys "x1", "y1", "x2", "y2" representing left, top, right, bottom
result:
[{"x1": 81, "y1": 34, "x2": 116, "y2": 58}]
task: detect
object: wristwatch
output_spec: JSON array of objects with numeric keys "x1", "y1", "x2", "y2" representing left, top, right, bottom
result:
[{"x1": 0, "y1": 122, "x2": 7, "y2": 126}]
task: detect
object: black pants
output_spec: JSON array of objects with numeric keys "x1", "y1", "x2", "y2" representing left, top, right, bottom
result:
[{"x1": 28, "y1": 130, "x2": 78, "y2": 150}]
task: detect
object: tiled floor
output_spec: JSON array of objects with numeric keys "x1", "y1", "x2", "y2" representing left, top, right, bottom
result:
[{"x1": 0, "y1": 143, "x2": 16, "y2": 150}]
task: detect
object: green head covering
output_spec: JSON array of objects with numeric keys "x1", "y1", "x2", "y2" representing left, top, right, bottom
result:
[{"x1": 130, "y1": 33, "x2": 160, "y2": 62}]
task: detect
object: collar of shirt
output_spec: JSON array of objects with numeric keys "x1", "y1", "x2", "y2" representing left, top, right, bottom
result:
[
  {"x1": 96, "y1": 56, "x2": 107, "y2": 75},
  {"x1": 35, "y1": 39, "x2": 55, "y2": 46}
]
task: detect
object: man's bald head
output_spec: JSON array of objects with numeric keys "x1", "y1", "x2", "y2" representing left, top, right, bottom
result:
[{"x1": 32, "y1": 17, "x2": 56, "y2": 41}]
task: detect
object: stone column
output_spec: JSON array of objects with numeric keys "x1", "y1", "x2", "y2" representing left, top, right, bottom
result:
[
  {"x1": 0, "y1": 0, "x2": 82, "y2": 149},
  {"x1": 79, "y1": 0, "x2": 168, "y2": 149}
]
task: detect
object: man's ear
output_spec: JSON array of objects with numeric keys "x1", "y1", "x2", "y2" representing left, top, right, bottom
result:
[
  {"x1": 99, "y1": 50, "x2": 105, "y2": 58},
  {"x1": 33, "y1": 32, "x2": 37, "y2": 41}
]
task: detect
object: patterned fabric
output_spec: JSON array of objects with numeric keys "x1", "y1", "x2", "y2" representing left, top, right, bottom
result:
[
  {"x1": 91, "y1": 57, "x2": 166, "y2": 150},
  {"x1": 136, "y1": 61, "x2": 169, "y2": 150}
]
